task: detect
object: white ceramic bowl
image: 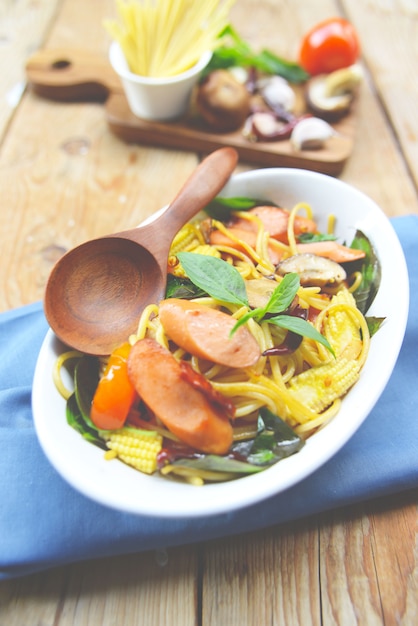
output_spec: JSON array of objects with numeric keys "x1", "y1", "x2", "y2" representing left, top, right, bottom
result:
[
  {"x1": 109, "y1": 41, "x2": 212, "y2": 121},
  {"x1": 32, "y1": 168, "x2": 409, "y2": 518}
]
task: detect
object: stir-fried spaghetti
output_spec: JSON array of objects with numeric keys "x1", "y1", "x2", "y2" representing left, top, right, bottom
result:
[{"x1": 55, "y1": 200, "x2": 376, "y2": 484}]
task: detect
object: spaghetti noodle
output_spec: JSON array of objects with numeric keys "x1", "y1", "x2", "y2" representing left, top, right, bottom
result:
[{"x1": 105, "y1": 0, "x2": 235, "y2": 77}]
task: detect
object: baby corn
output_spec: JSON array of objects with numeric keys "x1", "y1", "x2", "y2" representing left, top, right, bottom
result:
[
  {"x1": 103, "y1": 428, "x2": 163, "y2": 475},
  {"x1": 288, "y1": 357, "x2": 360, "y2": 414}
]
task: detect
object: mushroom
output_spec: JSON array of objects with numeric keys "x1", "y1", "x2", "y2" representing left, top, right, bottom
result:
[
  {"x1": 290, "y1": 116, "x2": 335, "y2": 150},
  {"x1": 276, "y1": 253, "x2": 347, "y2": 287},
  {"x1": 196, "y1": 69, "x2": 251, "y2": 132},
  {"x1": 306, "y1": 64, "x2": 363, "y2": 120},
  {"x1": 245, "y1": 277, "x2": 278, "y2": 308}
]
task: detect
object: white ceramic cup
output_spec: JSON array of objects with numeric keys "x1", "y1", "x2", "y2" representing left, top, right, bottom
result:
[{"x1": 109, "y1": 41, "x2": 212, "y2": 121}]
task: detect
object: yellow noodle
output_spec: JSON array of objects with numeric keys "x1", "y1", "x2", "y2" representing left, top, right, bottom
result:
[
  {"x1": 212, "y1": 219, "x2": 274, "y2": 272},
  {"x1": 130, "y1": 303, "x2": 159, "y2": 342},
  {"x1": 327, "y1": 213, "x2": 336, "y2": 235},
  {"x1": 53, "y1": 350, "x2": 83, "y2": 400},
  {"x1": 288, "y1": 201, "x2": 314, "y2": 256},
  {"x1": 294, "y1": 400, "x2": 342, "y2": 435},
  {"x1": 106, "y1": 0, "x2": 236, "y2": 77},
  {"x1": 348, "y1": 271, "x2": 363, "y2": 293}
]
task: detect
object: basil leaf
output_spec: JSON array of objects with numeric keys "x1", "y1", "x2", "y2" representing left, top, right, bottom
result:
[
  {"x1": 66, "y1": 393, "x2": 105, "y2": 449},
  {"x1": 172, "y1": 455, "x2": 263, "y2": 476},
  {"x1": 263, "y1": 273, "x2": 300, "y2": 315},
  {"x1": 350, "y1": 230, "x2": 381, "y2": 314},
  {"x1": 73, "y1": 355, "x2": 101, "y2": 431},
  {"x1": 232, "y1": 408, "x2": 304, "y2": 467},
  {"x1": 230, "y1": 308, "x2": 260, "y2": 336},
  {"x1": 204, "y1": 25, "x2": 309, "y2": 84},
  {"x1": 268, "y1": 314, "x2": 335, "y2": 355},
  {"x1": 177, "y1": 252, "x2": 249, "y2": 306},
  {"x1": 165, "y1": 275, "x2": 206, "y2": 300},
  {"x1": 366, "y1": 316, "x2": 386, "y2": 337},
  {"x1": 230, "y1": 274, "x2": 299, "y2": 336},
  {"x1": 204, "y1": 196, "x2": 276, "y2": 220},
  {"x1": 298, "y1": 232, "x2": 337, "y2": 243},
  {"x1": 254, "y1": 49, "x2": 309, "y2": 83}
]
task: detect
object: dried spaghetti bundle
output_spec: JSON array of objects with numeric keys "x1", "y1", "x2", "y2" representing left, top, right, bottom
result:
[{"x1": 105, "y1": 0, "x2": 235, "y2": 77}]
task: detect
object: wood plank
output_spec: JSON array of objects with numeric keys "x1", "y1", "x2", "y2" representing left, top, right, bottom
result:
[
  {"x1": 368, "y1": 494, "x2": 418, "y2": 624},
  {"x1": 344, "y1": 0, "x2": 418, "y2": 189},
  {"x1": 319, "y1": 491, "x2": 418, "y2": 626},
  {"x1": 201, "y1": 520, "x2": 321, "y2": 626},
  {"x1": 0, "y1": 548, "x2": 198, "y2": 626},
  {"x1": 0, "y1": 0, "x2": 60, "y2": 141}
]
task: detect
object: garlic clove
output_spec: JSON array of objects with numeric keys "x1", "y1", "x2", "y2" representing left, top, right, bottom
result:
[
  {"x1": 244, "y1": 111, "x2": 301, "y2": 142},
  {"x1": 258, "y1": 75, "x2": 296, "y2": 113},
  {"x1": 290, "y1": 117, "x2": 336, "y2": 150},
  {"x1": 228, "y1": 65, "x2": 250, "y2": 85},
  {"x1": 243, "y1": 112, "x2": 285, "y2": 141}
]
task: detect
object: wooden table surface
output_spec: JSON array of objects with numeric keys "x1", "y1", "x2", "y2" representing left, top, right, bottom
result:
[{"x1": 1, "y1": 0, "x2": 417, "y2": 624}]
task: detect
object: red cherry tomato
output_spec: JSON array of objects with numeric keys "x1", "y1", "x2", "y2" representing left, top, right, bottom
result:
[{"x1": 299, "y1": 17, "x2": 360, "y2": 76}]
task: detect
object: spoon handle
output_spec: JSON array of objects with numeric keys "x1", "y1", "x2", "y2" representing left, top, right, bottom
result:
[{"x1": 132, "y1": 147, "x2": 238, "y2": 253}]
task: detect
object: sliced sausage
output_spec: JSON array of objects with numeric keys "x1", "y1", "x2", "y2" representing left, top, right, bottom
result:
[
  {"x1": 128, "y1": 338, "x2": 233, "y2": 455},
  {"x1": 159, "y1": 298, "x2": 261, "y2": 368}
]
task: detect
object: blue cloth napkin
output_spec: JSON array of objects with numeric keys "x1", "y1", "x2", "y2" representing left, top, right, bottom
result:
[{"x1": 1, "y1": 215, "x2": 417, "y2": 580}]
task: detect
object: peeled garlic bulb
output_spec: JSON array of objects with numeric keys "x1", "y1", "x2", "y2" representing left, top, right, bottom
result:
[
  {"x1": 290, "y1": 117, "x2": 335, "y2": 150},
  {"x1": 259, "y1": 76, "x2": 296, "y2": 112}
]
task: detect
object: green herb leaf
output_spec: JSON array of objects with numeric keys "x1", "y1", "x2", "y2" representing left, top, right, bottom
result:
[
  {"x1": 366, "y1": 316, "x2": 386, "y2": 337},
  {"x1": 262, "y1": 273, "x2": 300, "y2": 315},
  {"x1": 229, "y1": 308, "x2": 261, "y2": 335},
  {"x1": 177, "y1": 252, "x2": 249, "y2": 306},
  {"x1": 73, "y1": 356, "x2": 101, "y2": 431},
  {"x1": 350, "y1": 230, "x2": 381, "y2": 314},
  {"x1": 204, "y1": 25, "x2": 309, "y2": 84},
  {"x1": 268, "y1": 314, "x2": 335, "y2": 355},
  {"x1": 66, "y1": 393, "x2": 105, "y2": 448},
  {"x1": 172, "y1": 455, "x2": 263, "y2": 477},
  {"x1": 165, "y1": 274, "x2": 206, "y2": 300},
  {"x1": 66, "y1": 356, "x2": 107, "y2": 448},
  {"x1": 230, "y1": 273, "x2": 300, "y2": 336},
  {"x1": 204, "y1": 196, "x2": 276, "y2": 220},
  {"x1": 232, "y1": 408, "x2": 305, "y2": 466},
  {"x1": 297, "y1": 232, "x2": 337, "y2": 243},
  {"x1": 253, "y1": 49, "x2": 310, "y2": 83}
]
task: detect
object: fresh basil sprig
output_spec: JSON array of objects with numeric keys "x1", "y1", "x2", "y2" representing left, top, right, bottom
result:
[
  {"x1": 202, "y1": 25, "x2": 309, "y2": 84},
  {"x1": 176, "y1": 252, "x2": 334, "y2": 354},
  {"x1": 230, "y1": 273, "x2": 299, "y2": 332}
]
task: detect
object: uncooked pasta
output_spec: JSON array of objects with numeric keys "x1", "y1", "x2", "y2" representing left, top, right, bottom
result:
[{"x1": 105, "y1": 0, "x2": 235, "y2": 77}]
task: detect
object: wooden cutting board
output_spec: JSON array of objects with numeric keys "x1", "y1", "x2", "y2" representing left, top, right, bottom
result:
[{"x1": 25, "y1": 48, "x2": 357, "y2": 176}]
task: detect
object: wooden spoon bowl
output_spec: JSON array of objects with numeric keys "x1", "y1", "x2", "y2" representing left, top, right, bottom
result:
[{"x1": 44, "y1": 147, "x2": 238, "y2": 355}]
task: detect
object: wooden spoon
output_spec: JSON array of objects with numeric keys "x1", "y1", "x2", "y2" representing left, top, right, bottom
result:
[{"x1": 44, "y1": 147, "x2": 238, "y2": 355}]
